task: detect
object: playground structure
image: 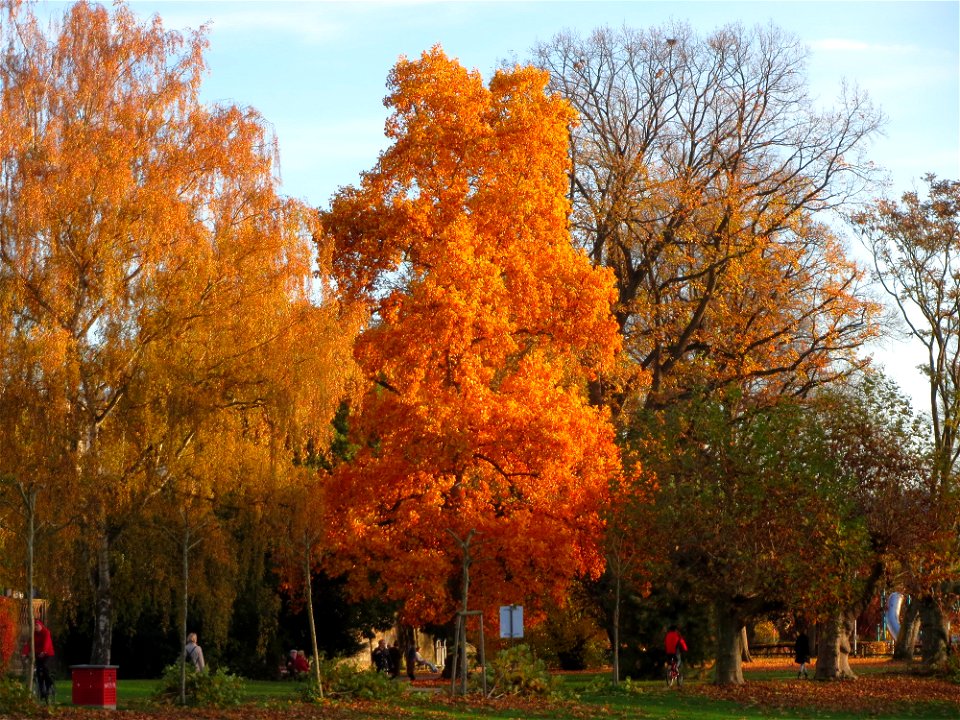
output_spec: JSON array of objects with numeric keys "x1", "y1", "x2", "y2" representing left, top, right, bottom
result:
[
  {"x1": 885, "y1": 592, "x2": 903, "y2": 640},
  {"x1": 882, "y1": 591, "x2": 959, "y2": 649}
]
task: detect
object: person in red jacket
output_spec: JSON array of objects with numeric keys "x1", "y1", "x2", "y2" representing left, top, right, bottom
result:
[
  {"x1": 22, "y1": 618, "x2": 55, "y2": 699},
  {"x1": 292, "y1": 650, "x2": 310, "y2": 675},
  {"x1": 664, "y1": 625, "x2": 688, "y2": 668}
]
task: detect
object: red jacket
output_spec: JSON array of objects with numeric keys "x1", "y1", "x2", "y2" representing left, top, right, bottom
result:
[
  {"x1": 665, "y1": 630, "x2": 687, "y2": 655},
  {"x1": 22, "y1": 621, "x2": 55, "y2": 658},
  {"x1": 292, "y1": 653, "x2": 309, "y2": 673}
]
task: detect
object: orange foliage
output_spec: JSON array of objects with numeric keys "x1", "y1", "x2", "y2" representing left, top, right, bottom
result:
[{"x1": 321, "y1": 48, "x2": 622, "y2": 624}]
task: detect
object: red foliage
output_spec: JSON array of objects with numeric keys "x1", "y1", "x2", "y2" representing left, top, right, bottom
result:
[{"x1": 0, "y1": 597, "x2": 17, "y2": 670}]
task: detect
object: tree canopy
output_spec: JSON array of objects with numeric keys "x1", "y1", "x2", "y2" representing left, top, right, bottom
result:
[
  {"x1": 321, "y1": 47, "x2": 623, "y2": 624},
  {"x1": 0, "y1": 0, "x2": 356, "y2": 663},
  {"x1": 534, "y1": 23, "x2": 883, "y2": 413}
]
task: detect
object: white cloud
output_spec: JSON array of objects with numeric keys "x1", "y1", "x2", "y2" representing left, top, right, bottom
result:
[
  {"x1": 220, "y1": 11, "x2": 342, "y2": 44},
  {"x1": 151, "y1": 7, "x2": 344, "y2": 45}
]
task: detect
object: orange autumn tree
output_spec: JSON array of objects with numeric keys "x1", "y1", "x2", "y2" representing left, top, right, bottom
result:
[{"x1": 321, "y1": 48, "x2": 623, "y2": 625}]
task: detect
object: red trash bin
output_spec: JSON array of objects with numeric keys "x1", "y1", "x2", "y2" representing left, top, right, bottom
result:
[{"x1": 71, "y1": 664, "x2": 118, "y2": 709}]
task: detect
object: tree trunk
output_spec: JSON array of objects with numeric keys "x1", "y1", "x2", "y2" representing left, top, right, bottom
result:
[
  {"x1": 458, "y1": 537, "x2": 471, "y2": 696},
  {"x1": 815, "y1": 561, "x2": 881, "y2": 681},
  {"x1": 304, "y1": 541, "x2": 323, "y2": 696},
  {"x1": 740, "y1": 626, "x2": 752, "y2": 663},
  {"x1": 612, "y1": 569, "x2": 621, "y2": 685},
  {"x1": 814, "y1": 611, "x2": 857, "y2": 680},
  {"x1": 447, "y1": 529, "x2": 474, "y2": 694},
  {"x1": 714, "y1": 600, "x2": 745, "y2": 685},
  {"x1": 179, "y1": 518, "x2": 189, "y2": 705},
  {"x1": 893, "y1": 600, "x2": 921, "y2": 660},
  {"x1": 90, "y1": 530, "x2": 113, "y2": 664},
  {"x1": 918, "y1": 594, "x2": 949, "y2": 668},
  {"x1": 24, "y1": 492, "x2": 36, "y2": 693}
]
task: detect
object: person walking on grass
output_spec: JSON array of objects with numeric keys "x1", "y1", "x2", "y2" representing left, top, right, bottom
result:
[
  {"x1": 22, "y1": 618, "x2": 55, "y2": 700},
  {"x1": 184, "y1": 632, "x2": 205, "y2": 672},
  {"x1": 794, "y1": 630, "x2": 811, "y2": 679}
]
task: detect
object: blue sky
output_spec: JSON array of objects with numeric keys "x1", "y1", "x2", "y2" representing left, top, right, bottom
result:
[
  {"x1": 43, "y1": 1, "x2": 960, "y2": 407},
  {"x1": 49, "y1": 1, "x2": 955, "y2": 205}
]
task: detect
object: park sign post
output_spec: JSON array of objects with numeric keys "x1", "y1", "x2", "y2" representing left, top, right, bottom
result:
[{"x1": 500, "y1": 605, "x2": 523, "y2": 639}]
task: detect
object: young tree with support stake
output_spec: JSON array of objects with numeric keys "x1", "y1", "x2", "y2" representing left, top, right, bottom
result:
[
  {"x1": 271, "y1": 472, "x2": 332, "y2": 697},
  {"x1": 0, "y1": 311, "x2": 76, "y2": 694}
]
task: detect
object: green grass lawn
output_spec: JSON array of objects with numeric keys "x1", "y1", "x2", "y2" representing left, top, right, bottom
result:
[
  {"x1": 44, "y1": 663, "x2": 957, "y2": 720},
  {"x1": 576, "y1": 684, "x2": 957, "y2": 720},
  {"x1": 104, "y1": 676, "x2": 305, "y2": 706}
]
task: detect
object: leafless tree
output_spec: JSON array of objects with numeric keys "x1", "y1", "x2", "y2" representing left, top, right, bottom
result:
[{"x1": 533, "y1": 22, "x2": 884, "y2": 414}]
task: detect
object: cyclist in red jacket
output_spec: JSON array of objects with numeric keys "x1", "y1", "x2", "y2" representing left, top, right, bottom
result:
[
  {"x1": 665, "y1": 625, "x2": 688, "y2": 668},
  {"x1": 22, "y1": 618, "x2": 55, "y2": 699}
]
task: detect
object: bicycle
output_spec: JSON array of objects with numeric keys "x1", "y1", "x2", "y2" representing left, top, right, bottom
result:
[
  {"x1": 33, "y1": 664, "x2": 56, "y2": 704},
  {"x1": 665, "y1": 654, "x2": 682, "y2": 688}
]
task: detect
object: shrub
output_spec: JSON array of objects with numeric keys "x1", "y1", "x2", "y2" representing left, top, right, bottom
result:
[
  {"x1": 486, "y1": 644, "x2": 561, "y2": 697},
  {"x1": 300, "y1": 658, "x2": 404, "y2": 702},
  {"x1": 582, "y1": 674, "x2": 645, "y2": 696},
  {"x1": 524, "y1": 591, "x2": 609, "y2": 670},
  {"x1": 153, "y1": 663, "x2": 245, "y2": 707},
  {"x1": 946, "y1": 650, "x2": 960, "y2": 684},
  {"x1": 0, "y1": 676, "x2": 39, "y2": 716},
  {"x1": 752, "y1": 620, "x2": 779, "y2": 646}
]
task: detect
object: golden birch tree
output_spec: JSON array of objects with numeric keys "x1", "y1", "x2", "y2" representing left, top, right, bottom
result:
[{"x1": 0, "y1": 0, "x2": 355, "y2": 663}]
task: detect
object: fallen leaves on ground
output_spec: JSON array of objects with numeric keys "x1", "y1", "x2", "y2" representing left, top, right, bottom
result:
[
  {"x1": 21, "y1": 698, "x2": 611, "y2": 720},
  {"x1": 693, "y1": 674, "x2": 960, "y2": 714},
  {"x1": 428, "y1": 693, "x2": 613, "y2": 719}
]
